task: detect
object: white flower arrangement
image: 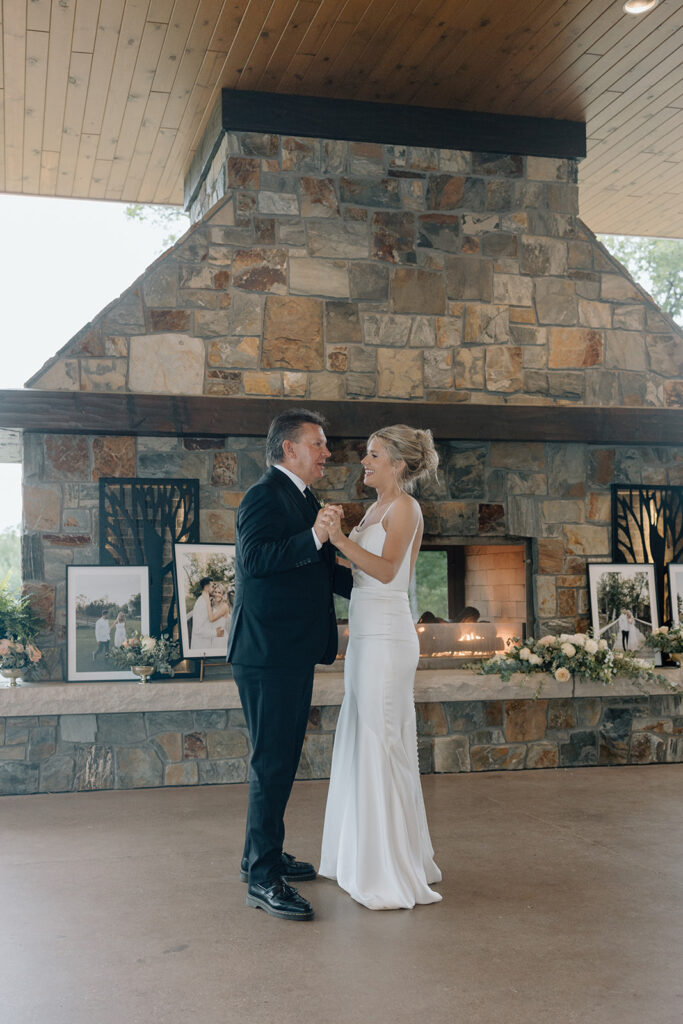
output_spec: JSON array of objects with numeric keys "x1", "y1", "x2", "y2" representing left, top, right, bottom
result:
[
  {"x1": 107, "y1": 633, "x2": 180, "y2": 676},
  {"x1": 481, "y1": 632, "x2": 677, "y2": 696},
  {"x1": 649, "y1": 625, "x2": 683, "y2": 656}
]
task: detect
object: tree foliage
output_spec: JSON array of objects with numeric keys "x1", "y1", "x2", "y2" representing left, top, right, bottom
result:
[
  {"x1": 598, "y1": 235, "x2": 683, "y2": 324},
  {"x1": 415, "y1": 550, "x2": 449, "y2": 620},
  {"x1": 0, "y1": 527, "x2": 21, "y2": 592},
  {"x1": 0, "y1": 574, "x2": 42, "y2": 641},
  {"x1": 124, "y1": 204, "x2": 190, "y2": 250},
  {"x1": 596, "y1": 571, "x2": 650, "y2": 624}
]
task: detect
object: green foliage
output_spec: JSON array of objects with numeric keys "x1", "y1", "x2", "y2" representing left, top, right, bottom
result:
[
  {"x1": 598, "y1": 234, "x2": 683, "y2": 324},
  {"x1": 0, "y1": 575, "x2": 42, "y2": 642},
  {"x1": 480, "y1": 632, "x2": 673, "y2": 695},
  {"x1": 596, "y1": 572, "x2": 649, "y2": 624},
  {"x1": 124, "y1": 204, "x2": 190, "y2": 250},
  {"x1": 415, "y1": 550, "x2": 449, "y2": 620},
  {"x1": 75, "y1": 592, "x2": 141, "y2": 622},
  {"x1": 184, "y1": 553, "x2": 235, "y2": 600},
  {"x1": 649, "y1": 624, "x2": 683, "y2": 654},
  {"x1": 0, "y1": 527, "x2": 21, "y2": 592},
  {"x1": 107, "y1": 632, "x2": 181, "y2": 676}
]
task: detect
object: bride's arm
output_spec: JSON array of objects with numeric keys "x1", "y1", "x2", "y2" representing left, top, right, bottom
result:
[
  {"x1": 208, "y1": 600, "x2": 229, "y2": 622},
  {"x1": 327, "y1": 499, "x2": 421, "y2": 584}
]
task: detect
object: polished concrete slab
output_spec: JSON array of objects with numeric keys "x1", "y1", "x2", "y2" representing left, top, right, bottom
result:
[{"x1": 2, "y1": 767, "x2": 682, "y2": 1024}]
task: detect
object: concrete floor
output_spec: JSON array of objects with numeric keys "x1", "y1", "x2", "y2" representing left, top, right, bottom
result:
[{"x1": 2, "y1": 768, "x2": 682, "y2": 1024}]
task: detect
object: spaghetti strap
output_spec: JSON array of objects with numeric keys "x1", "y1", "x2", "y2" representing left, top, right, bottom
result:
[{"x1": 379, "y1": 500, "x2": 396, "y2": 523}]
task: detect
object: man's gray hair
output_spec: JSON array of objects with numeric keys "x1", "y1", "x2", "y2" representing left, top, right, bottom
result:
[{"x1": 265, "y1": 409, "x2": 327, "y2": 466}]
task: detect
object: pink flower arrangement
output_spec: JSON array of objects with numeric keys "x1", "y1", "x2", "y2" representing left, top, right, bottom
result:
[{"x1": 0, "y1": 637, "x2": 42, "y2": 671}]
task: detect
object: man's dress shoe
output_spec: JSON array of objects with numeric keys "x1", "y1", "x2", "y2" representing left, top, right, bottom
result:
[
  {"x1": 240, "y1": 852, "x2": 317, "y2": 883},
  {"x1": 246, "y1": 879, "x2": 314, "y2": 921}
]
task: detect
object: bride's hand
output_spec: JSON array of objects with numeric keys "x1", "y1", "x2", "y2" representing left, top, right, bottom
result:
[{"x1": 324, "y1": 507, "x2": 344, "y2": 544}]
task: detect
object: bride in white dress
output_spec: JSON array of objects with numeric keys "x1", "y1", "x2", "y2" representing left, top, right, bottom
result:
[{"x1": 319, "y1": 425, "x2": 442, "y2": 910}]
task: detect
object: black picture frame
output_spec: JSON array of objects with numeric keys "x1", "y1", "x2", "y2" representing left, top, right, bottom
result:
[
  {"x1": 587, "y1": 562, "x2": 661, "y2": 663},
  {"x1": 173, "y1": 543, "x2": 236, "y2": 660},
  {"x1": 66, "y1": 565, "x2": 151, "y2": 682},
  {"x1": 668, "y1": 564, "x2": 683, "y2": 627}
]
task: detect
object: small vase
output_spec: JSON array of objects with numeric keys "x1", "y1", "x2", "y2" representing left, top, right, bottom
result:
[
  {"x1": 1, "y1": 668, "x2": 24, "y2": 687},
  {"x1": 131, "y1": 664, "x2": 154, "y2": 684}
]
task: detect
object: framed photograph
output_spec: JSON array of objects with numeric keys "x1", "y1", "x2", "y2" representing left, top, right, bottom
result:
[
  {"x1": 668, "y1": 564, "x2": 683, "y2": 626},
  {"x1": 67, "y1": 565, "x2": 150, "y2": 681},
  {"x1": 173, "y1": 543, "x2": 236, "y2": 659},
  {"x1": 587, "y1": 563, "x2": 660, "y2": 662}
]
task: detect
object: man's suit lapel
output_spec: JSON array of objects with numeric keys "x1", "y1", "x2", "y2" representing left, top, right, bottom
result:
[
  {"x1": 265, "y1": 468, "x2": 334, "y2": 566},
  {"x1": 265, "y1": 466, "x2": 316, "y2": 525}
]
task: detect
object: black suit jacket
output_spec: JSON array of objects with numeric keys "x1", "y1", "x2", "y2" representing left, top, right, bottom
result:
[{"x1": 227, "y1": 467, "x2": 353, "y2": 669}]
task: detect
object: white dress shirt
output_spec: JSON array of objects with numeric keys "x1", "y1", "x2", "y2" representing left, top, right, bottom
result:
[
  {"x1": 274, "y1": 464, "x2": 322, "y2": 550},
  {"x1": 95, "y1": 617, "x2": 111, "y2": 642}
]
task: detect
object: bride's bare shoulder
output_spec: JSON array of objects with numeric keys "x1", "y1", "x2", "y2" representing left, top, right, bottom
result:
[{"x1": 390, "y1": 493, "x2": 422, "y2": 524}]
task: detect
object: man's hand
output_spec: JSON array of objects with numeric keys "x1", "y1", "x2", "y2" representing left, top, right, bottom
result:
[{"x1": 314, "y1": 504, "x2": 344, "y2": 545}]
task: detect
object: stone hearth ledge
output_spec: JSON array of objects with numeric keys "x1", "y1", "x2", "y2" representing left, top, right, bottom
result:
[{"x1": 0, "y1": 668, "x2": 680, "y2": 717}]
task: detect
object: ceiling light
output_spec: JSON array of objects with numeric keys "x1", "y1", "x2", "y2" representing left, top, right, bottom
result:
[{"x1": 623, "y1": 0, "x2": 659, "y2": 13}]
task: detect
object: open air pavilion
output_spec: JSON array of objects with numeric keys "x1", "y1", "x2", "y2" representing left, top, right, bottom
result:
[{"x1": 1, "y1": 2, "x2": 682, "y2": 1022}]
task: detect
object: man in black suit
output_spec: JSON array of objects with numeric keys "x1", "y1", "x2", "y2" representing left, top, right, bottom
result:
[{"x1": 227, "y1": 409, "x2": 352, "y2": 921}]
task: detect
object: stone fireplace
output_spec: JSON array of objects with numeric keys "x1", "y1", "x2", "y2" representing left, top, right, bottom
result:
[
  {"x1": 20, "y1": 109, "x2": 683, "y2": 675},
  {"x1": 2, "y1": 94, "x2": 681, "y2": 793}
]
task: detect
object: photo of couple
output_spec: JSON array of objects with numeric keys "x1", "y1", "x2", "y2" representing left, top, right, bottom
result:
[
  {"x1": 66, "y1": 565, "x2": 150, "y2": 682},
  {"x1": 228, "y1": 408, "x2": 442, "y2": 922},
  {"x1": 174, "y1": 545, "x2": 235, "y2": 659},
  {"x1": 589, "y1": 564, "x2": 659, "y2": 656}
]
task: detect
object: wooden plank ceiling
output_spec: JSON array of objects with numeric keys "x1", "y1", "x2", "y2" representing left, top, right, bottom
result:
[{"x1": 1, "y1": 0, "x2": 681, "y2": 237}]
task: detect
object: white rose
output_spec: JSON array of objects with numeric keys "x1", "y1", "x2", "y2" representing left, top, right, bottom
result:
[
  {"x1": 561, "y1": 643, "x2": 576, "y2": 658},
  {"x1": 554, "y1": 667, "x2": 571, "y2": 683},
  {"x1": 519, "y1": 647, "x2": 531, "y2": 660},
  {"x1": 584, "y1": 639, "x2": 598, "y2": 655},
  {"x1": 141, "y1": 636, "x2": 156, "y2": 653},
  {"x1": 572, "y1": 634, "x2": 586, "y2": 647},
  {"x1": 598, "y1": 639, "x2": 608, "y2": 650},
  {"x1": 528, "y1": 653, "x2": 542, "y2": 666},
  {"x1": 538, "y1": 635, "x2": 555, "y2": 646}
]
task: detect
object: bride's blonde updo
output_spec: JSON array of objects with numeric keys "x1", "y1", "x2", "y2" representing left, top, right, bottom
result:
[{"x1": 369, "y1": 425, "x2": 439, "y2": 493}]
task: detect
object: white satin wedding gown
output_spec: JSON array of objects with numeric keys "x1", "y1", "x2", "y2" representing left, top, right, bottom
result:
[{"x1": 319, "y1": 512, "x2": 442, "y2": 910}]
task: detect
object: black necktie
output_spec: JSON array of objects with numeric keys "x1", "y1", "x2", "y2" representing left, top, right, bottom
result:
[{"x1": 303, "y1": 487, "x2": 319, "y2": 514}]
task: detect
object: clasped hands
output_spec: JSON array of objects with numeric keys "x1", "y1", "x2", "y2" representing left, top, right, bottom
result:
[{"x1": 314, "y1": 504, "x2": 344, "y2": 545}]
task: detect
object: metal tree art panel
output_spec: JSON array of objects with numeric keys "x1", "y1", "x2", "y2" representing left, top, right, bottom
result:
[
  {"x1": 612, "y1": 485, "x2": 683, "y2": 620},
  {"x1": 99, "y1": 478, "x2": 199, "y2": 637}
]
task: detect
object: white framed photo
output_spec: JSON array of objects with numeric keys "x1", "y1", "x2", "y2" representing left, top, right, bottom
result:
[
  {"x1": 668, "y1": 564, "x2": 683, "y2": 626},
  {"x1": 587, "y1": 562, "x2": 660, "y2": 661},
  {"x1": 173, "y1": 543, "x2": 236, "y2": 659},
  {"x1": 66, "y1": 565, "x2": 150, "y2": 681}
]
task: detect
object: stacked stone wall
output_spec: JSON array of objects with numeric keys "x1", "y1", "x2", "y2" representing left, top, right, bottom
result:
[
  {"x1": 2, "y1": 693, "x2": 682, "y2": 795},
  {"x1": 22, "y1": 430, "x2": 683, "y2": 680},
  {"x1": 29, "y1": 132, "x2": 682, "y2": 407}
]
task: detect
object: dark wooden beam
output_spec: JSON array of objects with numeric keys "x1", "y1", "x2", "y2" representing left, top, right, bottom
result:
[
  {"x1": 1, "y1": 391, "x2": 681, "y2": 445},
  {"x1": 221, "y1": 89, "x2": 586, "y2": 160}
]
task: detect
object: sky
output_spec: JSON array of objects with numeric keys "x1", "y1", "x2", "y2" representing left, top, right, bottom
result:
[{"x1": 1, "y1": 195, "x2": 188, "y2": 532}]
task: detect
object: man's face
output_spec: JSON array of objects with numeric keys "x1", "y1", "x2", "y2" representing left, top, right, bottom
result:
[{"x1": 282, "y1": 422, "x2": 330, "y2": 485}]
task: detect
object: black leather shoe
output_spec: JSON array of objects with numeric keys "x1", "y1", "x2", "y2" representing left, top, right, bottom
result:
[
  {"x1": 240, "y1": 852, "x2": 317, "y2": 884},
  {"x1": 246, "y1": 879, "x2": 314, "y2": 921}
]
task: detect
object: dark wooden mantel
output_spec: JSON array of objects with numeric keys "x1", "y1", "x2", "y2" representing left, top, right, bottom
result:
[{"x1": 0, "y1": 390, "x2": 681, "y2": 445}]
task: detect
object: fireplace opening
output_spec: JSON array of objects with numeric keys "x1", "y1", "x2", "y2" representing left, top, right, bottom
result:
[{"x1": 335, "y1": 540, "x2": 531, "y2": 665}]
